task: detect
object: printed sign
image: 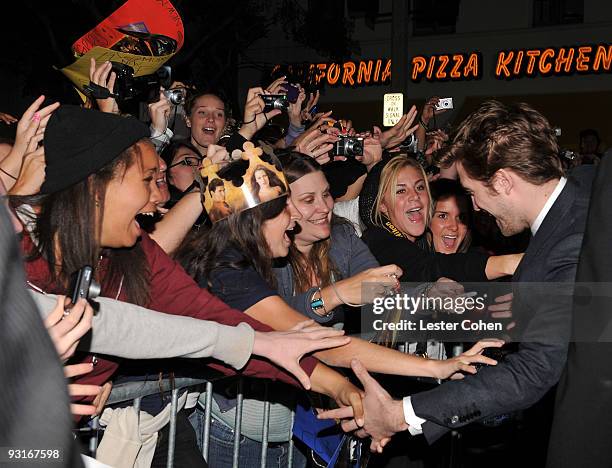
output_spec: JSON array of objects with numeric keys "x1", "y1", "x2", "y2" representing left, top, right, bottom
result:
[{"x1": 383, "y1": 93, "x2": 403, "y2": 127}]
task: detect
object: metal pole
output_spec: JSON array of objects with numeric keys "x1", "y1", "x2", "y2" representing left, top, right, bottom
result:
[
  {"x1": 166, "y1": 388, "x2": 179, "y2": 468},
  {"x1": 288, "y1": 409, "x2": 296, "y2": 467},
  {"x1": 232, "y1": 378, "x2": 244, "y2": 468},
  {"x1": 89, "y1": 416, "x2": 100, "y2": 458},
  {"x1": 260, "y1": 382, "x2": 271, "y2": 468},
  {"x1": 202, "y1": 381, "x2": 213, "y2": 461}
]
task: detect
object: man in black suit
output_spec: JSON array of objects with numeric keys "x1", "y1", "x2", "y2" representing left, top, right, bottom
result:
[
  {"x1": 546, "y1": 152, "x2": 612, "y2": 467},
  {"x1": 320, "y1": 100, "x2": 593, "y2": 455}
]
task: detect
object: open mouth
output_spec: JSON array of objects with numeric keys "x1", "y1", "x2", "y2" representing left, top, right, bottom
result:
[
  {"x1": 441, "y1": 234, "x2": 458, "y2": 249},
  {"x1": 406, "y1": 206, "x2": 424, "y2": 223},
  {"x1": 284, "y1": 222, "x2": 297, "y2": 245},
  {"x1": 202, "y1": 127, "x2": 216, "y2": 136}
]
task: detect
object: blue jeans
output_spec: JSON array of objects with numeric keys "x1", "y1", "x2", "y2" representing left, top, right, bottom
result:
[{"x1": 188, "y1": 407, "x2": 306, "y2": 468}]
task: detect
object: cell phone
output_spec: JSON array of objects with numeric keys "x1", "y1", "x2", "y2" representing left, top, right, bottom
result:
[
  {"x1": 69, "y1": 266, "x2": 101, "y2": 305},
  {"x1": 435, "y1": 97, "x2": 454, "y2": 111},
  {"x1": 283, "y1": 83, "x2": 300, "y2": 104}
]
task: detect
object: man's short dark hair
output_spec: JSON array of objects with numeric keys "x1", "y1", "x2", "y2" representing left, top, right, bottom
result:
[
  {"x1": 208, "y1": 178, "x2": 225, "y2": 196},
  {"x1": 438, "y1": 100, "x2": 563, "y2": 187}
]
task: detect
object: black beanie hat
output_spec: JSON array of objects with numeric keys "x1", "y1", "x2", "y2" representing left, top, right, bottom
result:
[{"x1": 40, "y1": 106, "x2": 150, "y2": 194}]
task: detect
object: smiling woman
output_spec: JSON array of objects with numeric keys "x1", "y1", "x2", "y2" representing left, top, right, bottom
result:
[
  {"x1": 185, "y1": 92, "x2": 228, "y2": 155},
  {"x1": 427, "y1": 178, "x2": 473, "y2": 254}
]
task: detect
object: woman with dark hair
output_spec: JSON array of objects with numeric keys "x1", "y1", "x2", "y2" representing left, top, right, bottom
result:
[
  {"x1": 427, "y1": 178, "x2": 473, "y2": 254},
  {"x1": 176, "y1": 150, "x2": 501, "y2": 466},
  {"x1": 250, "y1": 164, "x2": 285, "y2": 202},
  {"x1": 160, "y1": 139, "x2": 203, "y2": 195},
  {"x1": 14, "y1": 106, "x2": 365, "y2": 466},
  {"x1": 184, "y1": 91, "x2": 230, "y2": 156}
]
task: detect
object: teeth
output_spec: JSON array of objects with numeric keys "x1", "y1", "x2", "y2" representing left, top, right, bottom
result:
[
  {"x1": 139, "y1": 212, "x2": 155, "y2": 217},
  {"x1": 443, "y1": 235, "x2": 457, "y2": 239},
  {"x1": 408, "y1": 208, "x2": 421, "y2": 213}
]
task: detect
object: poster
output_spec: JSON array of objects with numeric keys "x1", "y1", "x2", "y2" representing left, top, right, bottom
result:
[{"x1": 61, "y1": 0, "x2": 184, "y2": 93}]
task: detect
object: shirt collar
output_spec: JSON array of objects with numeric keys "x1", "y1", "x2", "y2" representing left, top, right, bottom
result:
[{"x1": 531, "y1": 177, "x2": 567, "y2": 236}]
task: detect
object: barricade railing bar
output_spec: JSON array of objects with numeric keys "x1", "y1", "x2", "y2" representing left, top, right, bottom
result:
[{"x1": 80, "y1": 376, "x2": 295, "y2": 468}]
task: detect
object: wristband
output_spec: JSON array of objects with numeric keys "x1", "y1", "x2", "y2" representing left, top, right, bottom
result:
[
  {"x1": 418, "y1": 117, "x2": 429, "y2": 130},
  {"x1": 310, "y1": 287, "x2": 329, "y2": 316}
]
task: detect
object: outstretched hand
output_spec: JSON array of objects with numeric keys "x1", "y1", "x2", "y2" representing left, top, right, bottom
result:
[
  {"x1": 251, "y1": 320, "x2": 351, "y2": 389},
  {"x1": 318, "y1": 359, "x2": 408, "y2": 452},
  {"x1": 380, "y1": 106, "x2": 419, "y2": 150}
]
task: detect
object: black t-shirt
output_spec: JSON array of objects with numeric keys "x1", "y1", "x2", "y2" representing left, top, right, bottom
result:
[
  {"x1": 201, "y1": 248, "x2": 277, "y2": 311},
  {"x1": 362, "y1": 224, "x2": 489, "y2": 283}
]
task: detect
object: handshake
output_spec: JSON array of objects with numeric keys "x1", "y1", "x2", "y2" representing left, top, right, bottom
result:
[{"x1": 318, "y1": 337, "x2": 504, "y2": 453}]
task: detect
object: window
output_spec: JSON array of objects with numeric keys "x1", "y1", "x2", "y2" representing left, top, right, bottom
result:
[
  {"x1": 533, "y1": 0, "x2": 584, "y2": 26},
  {"x1": 412, "y1": 0, "x2": 460, "y2": 36}
]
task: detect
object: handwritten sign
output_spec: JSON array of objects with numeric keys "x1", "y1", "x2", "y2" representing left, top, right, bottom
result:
[
  {"x1": 383, "y1": 93, "x2": 403, "y2": 127},
  {"x1": 61, "y1": 0, "x2": 183, "y2": 96},
  {"x1": 73, "y1": 0, "x2": 184, "y2": 55}
]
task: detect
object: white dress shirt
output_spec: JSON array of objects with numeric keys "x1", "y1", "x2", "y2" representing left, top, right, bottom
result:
[
  {"x1": 530, "y1": 177, "x2": 567, "y2": 236},
  {"x1": 402, "y1": 176, "x2": 568, "y2": 434}
]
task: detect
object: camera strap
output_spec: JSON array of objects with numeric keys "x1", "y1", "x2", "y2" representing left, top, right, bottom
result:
[
  {"x1": 83, "y1": 82, "x2": 119, "y2": 101},
  {"x1": 380, "y1": 216, "x2": 409, "y2": 239}
]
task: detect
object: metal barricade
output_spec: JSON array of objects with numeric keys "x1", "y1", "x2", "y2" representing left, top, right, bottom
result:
[{"x1": 81, "y1": 376, "x2": 296, "y2": 468}]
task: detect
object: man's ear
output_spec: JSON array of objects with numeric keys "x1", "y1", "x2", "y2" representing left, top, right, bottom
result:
[
  {"x1": 493, "y1": 169, "x2": 513, "y2": 195},
  {"x1": 185, "y1": 116, "x2": 191, "y2": 128}
]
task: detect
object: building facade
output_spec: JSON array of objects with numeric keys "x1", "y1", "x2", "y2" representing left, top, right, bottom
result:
[{"x1": 239, "y1": 0, "x2": 612, "y2": 149}]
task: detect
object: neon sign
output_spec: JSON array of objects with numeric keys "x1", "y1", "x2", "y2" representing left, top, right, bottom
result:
[
  {"x1": 273, "y1": 43, "x2": 611, "y2": 87},
  {"x1": 495, "y1": 44, "x2": 612, "y2": 79},
  {"x1": 410, "y1": 52, "x2": 481, "y2": 82}
]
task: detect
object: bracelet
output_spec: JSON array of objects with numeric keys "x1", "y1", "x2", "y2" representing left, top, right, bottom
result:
[
  {"x1": 418, "y1": 117, "x2": 429, "y2": 130},
  {"x1": 310, "y1": 287, "x2": 331, "y2": 317},
  {"x1": 330, "y1": 281, "x2": 365, "y2": 308},
  {"x1": 0, "y1": 166, "x2": 17, "y2": 180}
]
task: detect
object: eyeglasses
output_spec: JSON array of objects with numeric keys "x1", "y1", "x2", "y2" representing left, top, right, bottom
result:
[{"x1": 169, "y1": 156, "x2": 202, "y2": 168}]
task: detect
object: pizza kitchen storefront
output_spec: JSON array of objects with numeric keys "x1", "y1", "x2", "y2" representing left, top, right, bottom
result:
[{"x1": 239, "y1": 3, "x2": 612, "y2": 150}]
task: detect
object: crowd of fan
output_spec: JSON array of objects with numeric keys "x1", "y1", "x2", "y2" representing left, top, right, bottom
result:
[{"x1": 0, "y1": 57, "x2": 606, "y2": 468}]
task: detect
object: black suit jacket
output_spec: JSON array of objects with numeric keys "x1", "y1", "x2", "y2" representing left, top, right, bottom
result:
[
  {"x1": 410, "y1": 170, "x2": 594, "y2": 443},
  {"x1": 547, "y1": 157, "x2": 612, "y2": 467}
]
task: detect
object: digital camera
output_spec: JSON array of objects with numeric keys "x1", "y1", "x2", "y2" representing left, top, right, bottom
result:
[
  {"x1": 110, "y1": 62, "x2": 172, "y2": 103},
  {"x1": 435, "y1": 97, "x2": 454, "y2": 111},
  {"x1": 261, "y1": 94, "x2": 289, "y2": 113},
  {"x1": 398, "y1": 134, "x2": 419, "y2": 153},
  {"x1": 333, "y1": 135, "x2": 364, "y2": 158},
  {"x1": 163, "y1": 88, "x2": 187, "y2": 106}
]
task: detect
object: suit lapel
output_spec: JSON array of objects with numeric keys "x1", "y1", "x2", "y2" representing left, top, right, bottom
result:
[{"x1": 515, "y1": 179, "x2": 577, "y2": 281}]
